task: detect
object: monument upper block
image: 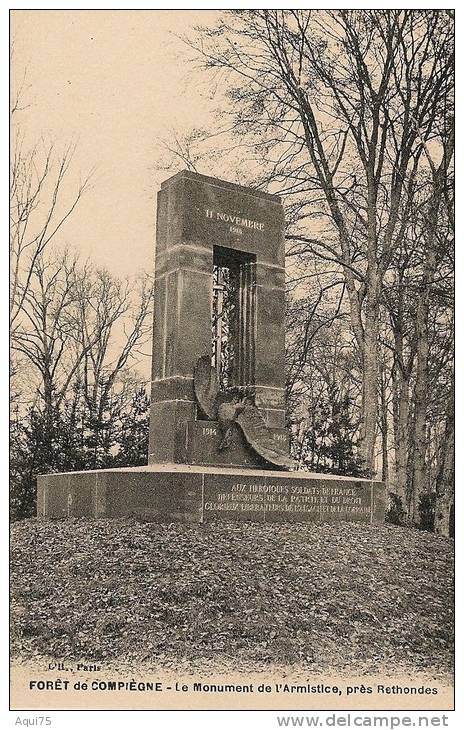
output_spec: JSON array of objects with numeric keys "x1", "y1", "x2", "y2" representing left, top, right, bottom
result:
[
  {"x1": 150, "y1": 170, "x2": 288, "y2": 465},
  {"x1": 156, "y1": 170, "x2": 285, "y2": 268}
]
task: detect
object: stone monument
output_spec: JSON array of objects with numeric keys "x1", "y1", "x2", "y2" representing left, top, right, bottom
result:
[{"x1": 37, "y1": 170, "x2": 385, "y2": 524}]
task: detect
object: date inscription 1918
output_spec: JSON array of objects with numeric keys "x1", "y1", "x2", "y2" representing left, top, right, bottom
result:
[{"x1": 205, "y1": 208, "x2": 265, "y2": 237}]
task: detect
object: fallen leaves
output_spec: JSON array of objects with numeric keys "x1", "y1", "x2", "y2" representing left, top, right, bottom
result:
[{"x1": 10, "y1": 518, "x2": 453, "y2": 676}]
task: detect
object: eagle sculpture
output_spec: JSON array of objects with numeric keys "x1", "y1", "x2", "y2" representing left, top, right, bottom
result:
[{"x1": 193, "y1": 355, "x2": 295, "y2": 470}]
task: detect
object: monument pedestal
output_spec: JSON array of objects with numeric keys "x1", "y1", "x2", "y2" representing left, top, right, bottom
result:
[{"x1": 37, "y1": 464, "x2": 385, "y2": 525}]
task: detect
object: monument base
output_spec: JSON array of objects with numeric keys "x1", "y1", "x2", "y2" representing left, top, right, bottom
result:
[{"x1": 37, "y1": 464, "x2": 385, "y2": 524}]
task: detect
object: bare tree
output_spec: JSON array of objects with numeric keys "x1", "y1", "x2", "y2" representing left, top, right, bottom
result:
[
  {"x1": 10, "y1": 59, "x2": 91, "y2": 335},
  {"x1": 12, "y1": 249, "x2": 84, "y2": 427},
  {"x1": 409, "y1": 129, "x2": 454, "y2": 522},
  {"x1": 183, "y1": 9, "x2": 453, "y2": 477},
  {"x1": 10, "y1": 140, "x2": 91, "y2": 335},
  {"x1": 73, "y1": 268, "x2": 153, "y2": 466},
  {"x1": 12, "y1": 249, "x2": 153, "y2": 437}
]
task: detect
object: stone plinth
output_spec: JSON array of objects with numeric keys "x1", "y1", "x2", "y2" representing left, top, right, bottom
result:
[{"x1": 37, "y1": 465, "x2": 385, "y2": 525}]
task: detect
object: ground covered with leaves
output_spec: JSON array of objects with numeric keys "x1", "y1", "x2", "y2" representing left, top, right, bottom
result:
[{"x1": 11, "y1": 519, "x2": 453, "y2": 677}]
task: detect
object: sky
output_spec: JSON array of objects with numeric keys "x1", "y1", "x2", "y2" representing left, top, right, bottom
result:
[{"x1": 11, "y1": 10, "x2": 221, "y2": 277}]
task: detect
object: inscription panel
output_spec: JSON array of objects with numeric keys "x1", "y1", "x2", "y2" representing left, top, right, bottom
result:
[
  {"x1": 178, "y1": 172, "x2": 285, "y2": 266},
  {"x1": 203, "y1": 475, "x2": 374, "y2": 523}
]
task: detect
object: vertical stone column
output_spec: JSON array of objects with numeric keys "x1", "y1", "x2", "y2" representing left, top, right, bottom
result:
[
  {"x1": 149, "y1": 170, "x2": 289, "y2": 464},
  {"x1": 254, "y1": 260, "x2": 287, "y2": 429},
  {"x1": 149, "y1": 175, "x2": 213, "y2": 463}
]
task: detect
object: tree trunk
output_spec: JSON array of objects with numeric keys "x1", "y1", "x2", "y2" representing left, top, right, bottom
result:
[
  {"x1": 42, "y1": 369, "x2": 55, "y2": 435},
  {"x1": 380, "y1": 356, "x2": 389, "y2": 485},
  {"x1": 409, "y1": 135, "x2": 453, "y2": 522},
  {"x1": 360, "y1": 297, "x2": 379, "y2": 476},
  {"x1": 392, "y1": 364, "x2": 409, "y2": 508},
  {"x1": 410, "y1": 291, "x2": 429, "y2": 523},
  {"x1": 434, "y1": 406, "x2": 454, "y2": 537}
]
